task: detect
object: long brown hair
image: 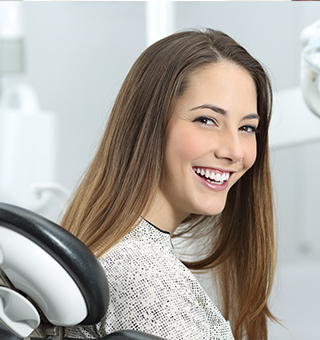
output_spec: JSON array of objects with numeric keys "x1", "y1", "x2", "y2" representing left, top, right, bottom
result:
[{"x1": 61, "y1": 28, "x2": 276, "y2": 340}]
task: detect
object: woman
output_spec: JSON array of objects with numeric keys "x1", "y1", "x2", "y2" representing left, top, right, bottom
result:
[{"x1": 63, "y1": 28, "x2": 277, "y2": 340}]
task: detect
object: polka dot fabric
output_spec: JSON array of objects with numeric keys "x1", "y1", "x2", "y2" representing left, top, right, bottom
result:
[{"x1": 65, "y1": 219, "x2": 234, "y2": 340}]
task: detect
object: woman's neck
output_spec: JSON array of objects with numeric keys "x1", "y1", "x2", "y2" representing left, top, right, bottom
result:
[{"x1": 143, "y1": 188, "x2": 189, "y2": 235}]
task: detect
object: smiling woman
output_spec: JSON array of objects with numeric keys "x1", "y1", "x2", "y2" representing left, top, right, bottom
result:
[{"x1": 61, "y1": 29, "x2": 276, "y2": 340}]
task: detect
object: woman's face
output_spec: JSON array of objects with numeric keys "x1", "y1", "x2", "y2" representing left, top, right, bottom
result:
[{"x1": 146, "y1": 62, "x2": 259, "y2": 232}]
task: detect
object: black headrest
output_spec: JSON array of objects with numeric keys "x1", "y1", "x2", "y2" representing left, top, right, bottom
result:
[{"x1": 0, "y1": 203, "x2": 109, "y2": 325}]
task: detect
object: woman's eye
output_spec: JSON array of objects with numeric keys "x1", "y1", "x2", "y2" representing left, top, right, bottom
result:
[
  {"x1": 194, "y1": 116, "x2": 217, "y2": 126},
  {"x1": 239, "y1": 125, "x2": 259, "y2": 134}
]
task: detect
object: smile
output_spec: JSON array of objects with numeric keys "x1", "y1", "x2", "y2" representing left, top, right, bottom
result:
[{"x1": 192, "y1": 167, "x2": 230, "y2": 185}]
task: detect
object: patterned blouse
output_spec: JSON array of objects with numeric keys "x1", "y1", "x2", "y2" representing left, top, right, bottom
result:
[{"x1": 65, "y1": 219, "x2": 234, "y2": 340}]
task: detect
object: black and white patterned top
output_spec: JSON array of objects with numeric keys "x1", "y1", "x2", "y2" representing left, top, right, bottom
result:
[{"x1": 65, "y1": 219, "x2": 234, "y2": 340}]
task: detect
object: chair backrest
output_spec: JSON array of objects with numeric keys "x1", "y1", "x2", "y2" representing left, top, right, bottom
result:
[{"x1": 0, "y1": 203, "x2": 109, "y2": 338}]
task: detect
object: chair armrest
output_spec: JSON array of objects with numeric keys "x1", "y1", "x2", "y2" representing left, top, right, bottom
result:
[
  {"x1": 63, "y1": 330, "x2": 166, "y2": 340},
  {"x1": 1, "y1": 322, "x2": 166, "y2": 340}
]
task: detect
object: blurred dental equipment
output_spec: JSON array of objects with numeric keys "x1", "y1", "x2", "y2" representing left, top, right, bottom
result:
[
  {"x1": 0, "y1": 3, "x2": 70, "y2": 215},
  {"x1": 0, "y1": 2, "x2": 24, "y2": 74},
  {"x1": 0, "y1": 83, "x2": 59, "y2": 212},
  {"x1": 301, "y1": 19, "x2": 320, "y2": 118}
]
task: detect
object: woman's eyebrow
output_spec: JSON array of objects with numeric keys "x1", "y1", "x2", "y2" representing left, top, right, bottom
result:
[
  {"x1": 242, "y1": 113, "x2": 260, "y2": 122},
  {"x1": 190, "y1": 104, "x2": 227, "y2": 116}
]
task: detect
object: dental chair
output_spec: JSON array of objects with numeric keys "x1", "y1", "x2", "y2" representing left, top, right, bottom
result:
[{"x1": 0, "y1": 203, "x2": 165, "y2": 340}]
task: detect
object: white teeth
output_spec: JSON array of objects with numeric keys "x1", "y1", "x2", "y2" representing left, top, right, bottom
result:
[{"x1": 193, "y1": 167, "x2": 230, "y2": 183}]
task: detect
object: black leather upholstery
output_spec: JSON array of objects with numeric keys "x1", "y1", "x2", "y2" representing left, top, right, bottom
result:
[
  {"x1": 0, "y1": 322, "x2": 166, "y2": 340},
  {"x1": 0, "y1": 203, "x2": 109, "y2": 325}
]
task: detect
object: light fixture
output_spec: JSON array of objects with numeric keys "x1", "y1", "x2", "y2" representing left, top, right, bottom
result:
[{"x1": 301, "y1": 19, "x2": 320, "y2": 118}]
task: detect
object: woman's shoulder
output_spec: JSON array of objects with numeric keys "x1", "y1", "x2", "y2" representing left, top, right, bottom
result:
[
  {"x1": 99, "y1": 219, "x2": 177, "y2": 274},
  {"x1": 98, "y1": 220, "x2": 203, "y2": 303}
]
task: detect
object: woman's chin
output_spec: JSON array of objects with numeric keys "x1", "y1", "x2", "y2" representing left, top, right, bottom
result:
[{"x1": 193, "y1": 198, "x2": 227, "y2": 217}]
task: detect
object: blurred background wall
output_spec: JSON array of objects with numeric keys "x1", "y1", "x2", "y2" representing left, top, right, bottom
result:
[{"x1": 0, "y1": 2, "x2": 319, "y2": 339}]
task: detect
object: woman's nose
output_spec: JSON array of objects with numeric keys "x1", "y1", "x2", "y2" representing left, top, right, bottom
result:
[{"x1": 214, "y1": 130, "x2": 244, "y2": 163}]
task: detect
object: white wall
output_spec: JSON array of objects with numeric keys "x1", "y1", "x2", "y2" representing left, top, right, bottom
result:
[
  {"x1": 1, "y1": 2, "x2": 320, "y2": 339},
  {"x1": 5, "y1": 1, "x2": 146, "y2": 192}
]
